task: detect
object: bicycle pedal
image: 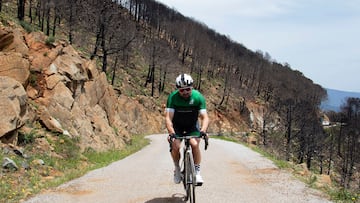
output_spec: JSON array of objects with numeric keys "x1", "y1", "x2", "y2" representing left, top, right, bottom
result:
[{"x1": 196, "y1": 182, "x2": 203, "y2": 186}]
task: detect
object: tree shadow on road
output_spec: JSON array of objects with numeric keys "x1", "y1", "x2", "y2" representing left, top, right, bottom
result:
[{"x1": 144, "y1": 193, "x2": 185, "y2": 203}]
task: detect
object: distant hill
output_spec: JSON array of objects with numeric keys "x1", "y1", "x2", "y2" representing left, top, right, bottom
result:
[{"x1": 321, "y1": 88, "x2": 360, "y2": 112}]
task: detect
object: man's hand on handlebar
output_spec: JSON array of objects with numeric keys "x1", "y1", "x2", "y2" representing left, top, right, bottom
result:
[
  {"x1": 200, "y1": 131, "x2": 209, "y2": 150},
  {"x1": 200, "y1": 131, "x2": 208, "y2": 138},
  {"x1": 168, "y1": 133, "x2": 176, "y2": 142},
  {"x1": 168, "y1": 133, "x2": 176, "y2": 152}
]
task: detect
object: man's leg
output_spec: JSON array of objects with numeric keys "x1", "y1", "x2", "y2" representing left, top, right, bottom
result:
[
  {"x1": 190, "y1": 138, "x2": 201, "y2": 164},
  {"x1": 171, "y1": 139, "x2": 182, "y2": 184},
  {"x1": 171, "y1": 139, "x2": 181, "y2": 164},
  {"x1": 190, "y1": 138, "x2": 203, "y2": 184}
]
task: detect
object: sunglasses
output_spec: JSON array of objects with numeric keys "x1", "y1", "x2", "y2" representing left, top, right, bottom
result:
[{"x1": 178, "y1": 87, "x2": 192, "y2": 92}]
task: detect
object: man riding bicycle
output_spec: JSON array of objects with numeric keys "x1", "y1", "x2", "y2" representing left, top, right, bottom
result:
[{"x1": 165, "y1": 73, "x2": 209, "y2": 185}]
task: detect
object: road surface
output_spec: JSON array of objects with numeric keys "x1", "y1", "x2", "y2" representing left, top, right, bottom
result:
[{"x1": 24, "y1": 134, "x2": 332, "y2": 203}]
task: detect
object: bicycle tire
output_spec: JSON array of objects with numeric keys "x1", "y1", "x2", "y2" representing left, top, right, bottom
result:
[
  {"x1": 185, "y1": 151, "x2": 196, "y2": 203},
  {"x1": 184, "y1": 151, "x2": 190, "y2": 201}
]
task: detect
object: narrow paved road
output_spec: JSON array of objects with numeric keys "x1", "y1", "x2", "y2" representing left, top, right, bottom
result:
[{"x1": 25, "y1": 134, "x2": 332, "y2": 203}]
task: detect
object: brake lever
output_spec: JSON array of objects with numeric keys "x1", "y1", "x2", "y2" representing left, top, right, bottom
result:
[{"x1": 202, "y1": 134, "x2": 209, "y2": 150}]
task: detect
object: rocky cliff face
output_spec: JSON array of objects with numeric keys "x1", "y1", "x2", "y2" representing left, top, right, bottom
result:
[
  {"x1": 0, "y1": 20, "x2": 270, "y2": 154},
  {"x1": 0, "y1": 22, "x2": 163, "y2": 151}
]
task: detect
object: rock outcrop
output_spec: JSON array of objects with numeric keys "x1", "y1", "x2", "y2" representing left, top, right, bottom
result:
[
  {"x1": 0, "y1": 22, "x2": 163, "y2": 152},
  {"x1": 0, "y1": 76, "x2": 27, "y2": 143},
  {"x1": 0, "y1": 21, "x2": 258, "y2": 153}
]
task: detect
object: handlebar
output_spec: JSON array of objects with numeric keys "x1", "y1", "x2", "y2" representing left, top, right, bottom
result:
[{"x1": 169, "y1": 133, "x2": 209, "y2": 152}]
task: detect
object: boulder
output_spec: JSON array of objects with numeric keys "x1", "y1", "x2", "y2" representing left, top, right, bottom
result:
[
  {"x1": 0, "y1": 29, "x2": 14, "y2": 50},
  {"x1": 38, "y1": 106, "x2": 66, "y2": 134},
  {"x1": 0, "y1": 76, "x2": 27, "y2": 143},
  {"x1": 0, "y1": 52, "x2": 30, "y2": 86},
  {"x1": 294, "y1": 163, "x2": 310, "y2": 176},
  {"x1": 1, "y1": 28, "x2": 29, "y2": 55},
  {"x1": 43, "y1": 81, "x2": 74, "y2": 110},
  {"x1": 315, "y1": 174, "x2": 332, "y2": 188},
  {"x1": 26, "y1": 31, "x2": 59, "y2": 73},
  {"x1": 2, "y1": 157, "x2": 18, "y2": 171},
  {"x1": 49, "y1": 46, "x2": 88, "y2": 81}
]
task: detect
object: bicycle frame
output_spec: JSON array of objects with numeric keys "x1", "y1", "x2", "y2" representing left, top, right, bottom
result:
[
  {"x1": 181, "y1": 135, "x2": 197, "y2": 202},
  {"x1": 169, "y1": 134, "x2": 208, "y2": 203}
]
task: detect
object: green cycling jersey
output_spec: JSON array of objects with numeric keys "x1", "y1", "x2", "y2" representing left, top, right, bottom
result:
[{"x1": 166, "y1": 89, "x2": 207, "y2": 136}]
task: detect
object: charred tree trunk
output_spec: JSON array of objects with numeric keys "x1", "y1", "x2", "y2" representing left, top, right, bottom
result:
[
  {"x1": 111, "y1": 57, "x2": 119, "y2": 85},
  {"x1": 319, "y1": 154, "x2": 324, "y2": 174},
  {"x1": 327, "y1": 132, "x2": 335, "y2": 175},
  {"x1": 158, "y1": 69, "x2": 166, "y2": 94},
  {"x1": 285, "y1": 102, "x2": 293, "y2": 161},
  {"x1": 150, "y1": 44, "x2": 156, "y2": 96},
  {"x1": 161, "y1": 71, "x2": 166, "y2": 93},
  {"x1": 17, "y1": 0, "x2": 25, "y2": 21},
  {"x1": 52, "y1": 9, "x2": 58, "y2": 36},
  {"x1": 36, "y1": 1, "x2": 41, "y2": 26},
  {"x1": 151, "y1": 64, "x2": 155, "y2": 97},
  {"x1": 41, "y1": 5, "x2": 45, "y2": 32},
  {"x1": 67, "y1": 1, "x2": 75, "y2": 44},
  {"x1": 262, "y1": 108, "x2": 267, "y2": 145},
  {"x1": 144, "y1": 43, "x2": 156, "y2": 96},
  {"x1": 45, "y1": 3, "x2": 50, "y2": 36},
  {"x1": 337, "y1": 121, "x2": 343, "y2": 157},
  {"x1": 91, "y1": 24, "x2": 104, "y2": 60},
  {"x1": 144, "y1": 65, "x2": 152, "y2": 87},
  {"x1": 28, "y1": 0, "x2": 33, "y2": 23},
  {"x1": 218, "y1": 65, "x2": 230, "y2": 107},
  {"x1": 101, "y1": 35, "x2": 108, "y2": 73}
]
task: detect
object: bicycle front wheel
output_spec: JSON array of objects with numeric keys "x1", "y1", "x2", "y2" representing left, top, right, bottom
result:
[{"x1": 185, "y1": 151, "x2": 196, "y2": 203}]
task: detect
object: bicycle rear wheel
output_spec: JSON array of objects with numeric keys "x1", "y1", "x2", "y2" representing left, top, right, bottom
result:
[{"x1": 184, "y1": 151, "x2": 196, "y2": 203}]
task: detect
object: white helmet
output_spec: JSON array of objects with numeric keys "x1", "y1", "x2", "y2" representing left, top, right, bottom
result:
[{"x1": 175, "y1": 73, "x2": 193, "y2": 88}]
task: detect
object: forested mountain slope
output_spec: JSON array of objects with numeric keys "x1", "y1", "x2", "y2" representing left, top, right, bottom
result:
[{"x1": 0, "y1": 0, "x2": 358, "y2": 199}]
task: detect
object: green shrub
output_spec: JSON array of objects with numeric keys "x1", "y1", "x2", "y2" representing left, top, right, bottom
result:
[
  {"x1": 19, "y1": 21, "x2": 32, "y2": 33},
  {"x1": 45, "y1": 36, "x2": 55, "y2": 46},
  {"x1": 28, "y1": 71, "x2": 38, "y2": 87},
  {"x1": 329, "y1": 188, "x2": 359, "y2": 202},
  {"x1": 18, "y1": 130, "x2": 37, "y2": 144}
]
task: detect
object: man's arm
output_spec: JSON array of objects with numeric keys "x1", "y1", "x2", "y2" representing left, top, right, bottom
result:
[
  {"x1": 165, "y1": 110, "x2": 175, "y2": 134},
  {"x1": 199, "y1": 111, "x2": 209, "y2": 133}
]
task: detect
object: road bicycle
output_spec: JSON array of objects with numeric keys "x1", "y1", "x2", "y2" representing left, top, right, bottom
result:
[{"x1": 169, "y1": 133, "x2": 208, "y2": 203}]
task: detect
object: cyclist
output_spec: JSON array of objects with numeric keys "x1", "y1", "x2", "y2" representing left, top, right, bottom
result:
[{"x1": 165, "y1": 73, "x2": 209, "y2": 185}]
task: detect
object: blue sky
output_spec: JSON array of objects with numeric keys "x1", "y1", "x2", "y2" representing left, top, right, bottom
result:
[{"x1": 156, "y1": 0, "x2": 360, "y2": 92}]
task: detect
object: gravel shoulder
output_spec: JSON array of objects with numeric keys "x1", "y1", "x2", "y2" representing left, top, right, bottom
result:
[{"x1": 24, "y1": 134, "x2": 332, "y2": 203}]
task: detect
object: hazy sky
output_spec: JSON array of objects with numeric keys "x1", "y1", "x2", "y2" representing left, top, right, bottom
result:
[{"x1": 156, "y1": 0, "x2": 360, "y2": 92}]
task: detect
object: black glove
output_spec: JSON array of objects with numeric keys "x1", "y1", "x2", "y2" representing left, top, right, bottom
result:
[
  {"x1": 200, "y1": 131, "x2": 209, "y2": 150},
  {"x1": 168, "y1": 133, "x2": 176, "y2": 142},
  {"x1": 168, "y1": 133, "x2": 176, "y2": 152}
]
